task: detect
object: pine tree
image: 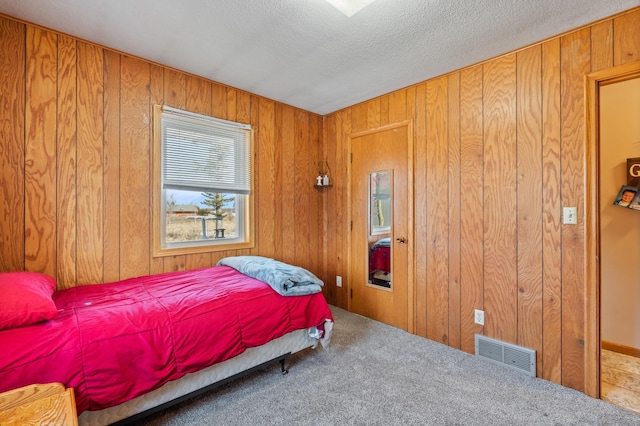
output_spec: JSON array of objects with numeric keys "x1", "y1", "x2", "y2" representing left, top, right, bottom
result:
[{"x1": 200, "y1": 192, "x2": 233, "y2": 218}]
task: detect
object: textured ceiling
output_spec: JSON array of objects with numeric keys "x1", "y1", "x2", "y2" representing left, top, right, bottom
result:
[{"x1": 1, "y1": 0, "x2": 638, "y2": 115}]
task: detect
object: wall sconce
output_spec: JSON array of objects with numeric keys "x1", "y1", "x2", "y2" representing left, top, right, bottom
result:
[{"x1": 315, "y1": 161, "x2": 332, "y2": 187}]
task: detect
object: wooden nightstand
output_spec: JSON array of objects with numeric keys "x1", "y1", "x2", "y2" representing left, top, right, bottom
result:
[{"x1": 0, "y1": 383, "x2": 77, "y2": 425}]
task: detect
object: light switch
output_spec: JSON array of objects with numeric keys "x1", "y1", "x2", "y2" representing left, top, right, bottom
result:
[{"x1": 563, "y1": 207, "x2": 577, "y2": 225}]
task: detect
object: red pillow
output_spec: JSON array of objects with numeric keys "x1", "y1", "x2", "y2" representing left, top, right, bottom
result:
[{"x1": 0, "y1": 271, "x2": 58, "y2": 330}]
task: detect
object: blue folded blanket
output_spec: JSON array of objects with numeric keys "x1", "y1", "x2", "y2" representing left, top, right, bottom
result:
[{"x1": 217, "y1": 256, "x2": 324, "y2": 296}]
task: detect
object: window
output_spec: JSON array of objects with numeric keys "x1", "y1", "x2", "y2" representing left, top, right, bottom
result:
[{"x1": 153, "y1": 105, "x2": 254, "y2": 256}]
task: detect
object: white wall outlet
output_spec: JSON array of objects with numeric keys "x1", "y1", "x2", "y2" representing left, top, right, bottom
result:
[
  {"x1": 336, "y1": 276, "x2": 342, "y2": 287},
  {"x1": 563, "y1": 207, "x2": 577, "y2": 225},
  {"x1": 474, "y1": 309, "x2": 485, "y2": 326}
]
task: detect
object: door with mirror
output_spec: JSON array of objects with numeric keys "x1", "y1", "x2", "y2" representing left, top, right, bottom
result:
[{"x1": 350, "y1": 124, "x2": 410, "y2": 330}]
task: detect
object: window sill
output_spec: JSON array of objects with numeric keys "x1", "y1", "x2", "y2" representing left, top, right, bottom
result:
[{"x1": 153, "y1": 240, "x2": 255, "y2": 257}]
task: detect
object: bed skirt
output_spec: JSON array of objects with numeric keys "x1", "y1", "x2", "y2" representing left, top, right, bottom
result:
[{"x1": 78, "y1": 327, "x2": 320, "y2": 425}]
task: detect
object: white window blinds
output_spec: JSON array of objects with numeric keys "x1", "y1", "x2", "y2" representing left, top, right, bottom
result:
[{"x1": 161, "y1": 106, "x2": 252, "y2": 194}]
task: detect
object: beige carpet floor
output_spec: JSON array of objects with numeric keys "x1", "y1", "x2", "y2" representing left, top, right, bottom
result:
[{"x1": 140, "y1": 306, "x2": 640, "y2": 425}]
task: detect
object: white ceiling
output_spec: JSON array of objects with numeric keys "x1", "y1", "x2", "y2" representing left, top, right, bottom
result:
[{"x1": 1, "y1": 0, "x2": 639, "y2": 115}]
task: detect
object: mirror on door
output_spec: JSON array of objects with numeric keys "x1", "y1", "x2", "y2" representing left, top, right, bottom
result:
[{"x1": 368, "y1": 170, "x2": 392, "y2": 288}]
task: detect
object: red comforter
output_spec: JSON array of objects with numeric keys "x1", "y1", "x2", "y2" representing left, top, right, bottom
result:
[
  {"x1": 0, "y1": 266, "x2": 333, "y2": 414},
  {"x1": 369, "y1": 245, "x2": 390, "y2": 273}
]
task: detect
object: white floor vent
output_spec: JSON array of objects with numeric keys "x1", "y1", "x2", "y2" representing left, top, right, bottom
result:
[{"x1": 474, "y1": 334, "x2": 536, "y2": 377}]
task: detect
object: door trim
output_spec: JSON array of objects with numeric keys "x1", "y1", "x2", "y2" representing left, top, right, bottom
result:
[
  {"x1": 347, "y1": 120, "x2": 415, "y2": 334},
  {"x1": 585, "y1": 60, "x2": 640, "y2": 398}
]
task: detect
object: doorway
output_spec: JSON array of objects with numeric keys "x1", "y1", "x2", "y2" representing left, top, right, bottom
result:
[
  {"x1": 348, "y1": 122, "x2": 413, "y2": 331},
  {"x1": 585, "y1": 61, "x2": 640, "y2": 409},
  {"x1": 598, "y1": 75, "x2": 640, "y2": 413}
]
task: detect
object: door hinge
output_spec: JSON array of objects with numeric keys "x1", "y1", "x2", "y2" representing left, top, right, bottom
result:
[
  {"x1": 350, "y1": 153, "x2": 353, "y2": 163},
  {"x1": 350, "y1": 220, "x2": 353, "y2": 231},
  {"x1": 350, "y1": 288, "x2": 353, "y2": 298}
]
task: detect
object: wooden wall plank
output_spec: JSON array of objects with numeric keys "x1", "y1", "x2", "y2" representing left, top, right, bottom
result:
[
  {"x1": 258, "y1": 98, "x2": 276, "y2": 258},
  {"x1": 148, "y1": 64, "x2": 165, "y2": 276},
  {"x1": 335, "y1": 109, "x2": 350, "y2": 308},
  {"x1": 407, "y1": 82, "x2": 418, "y2": 327},
  {"x1": 406, "y1": 87, "x2": 416, "y2": 123},
  {"x1": 226, "y1": 88, "x2": 237, "y2": 121},
  {"x1": 56, "y1": 35, "x2": 77, "y2": 289},
  {"x1": 280, "y1": 105, "x2": 296, "y2": 264},
  {"x1": 163, "y1": 69, "x2": 186, "y2": 109},
  {"x1": 447, "y1": 72, "x2": 462, "y2": 349},
  {"x1": 340, "y1": 109, "x2": 352, "y2": 309},
  {"x1": 482, "y1": 54, "x2": 517, "y2": 343},
  {"x1": 186, "y1": 76, "x2": 211, "y2": 115},
  {"x1": 248, "y1": 95, "x2": 259, "y2": 257},
  {"x1": 272, "y1": 104, "x2": 284, "y2": 261},
  {"x1": 414, "y1": 83, "x2": 428, "y2": 337},
  {"x1": 103, "y1": 50, "x2": 121, "y2": 283},
  {"x1": 459, "y1": 65, "x2": 484, "y2": 353},
  {"x1": 119, "y1": 56, "x2": 151, "y2": 279},
  {"x1": 76, "y1": 42, "x2": 104, "y2": 285},
  {"x1": 211, "y1": 83, "x2": 227, "y2": 119},
  {"x1": 344, "y1": 107, "x2": 355, "y2": 308},
  {"x1": 24, "y1": 27, "x2": 57, "y2": 278},
  {"x1": 425, "y1": 77, "x2": 449, "y2": 344},
  {"x1": 309, "y1": 115, "x2": 323, "y2": 279},
  {"x1": 236, "y1": 91, "x2": 251, "y2": 125},
  {"x1": 591, "y1": 20, "x2": 613, "y2": 72},
  {"x1": 541, "y1": 38, "x2": 562, "y2": 384},
  {"x1": 351, "y1": 102, "x2": 367, "y2": 133},
  {"x1": 318, "y1": 114, "x2": 329, "y2": 296},
  {"x1": 322, "y1": 114, "x2": 337, "y2": 304},
  {"x1": 367, "y1": 99, "x2": 380, "y2": 129},
  {"x1": 380, "y1": 95, "x2": 390, "y2": 126},
  {"x1": 560, "y1": 28, "x2": 591, "y2": 392},
  {"x1": 407, "y1": 83, "x2": 418, "y2": 340},
  {"x1": 0, "y1": 17, "x2": 25, "y2": 272},
  {"x1": 294, "y1": 110, "x2": 311, "y2": 268},
  {"x1": 388, "y1": 90, "x2": 407, "y2": 122},
  {"x1": 516, "y1": 45, "x2": 543, "y2": 372},
  {"x1": 613, "y1": 8, "x2": 640, "y2": 65}
]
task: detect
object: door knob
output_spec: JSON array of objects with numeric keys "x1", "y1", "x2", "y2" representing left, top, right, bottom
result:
[{"x1": 396, "y1": 237, "x2": 406, "y2": 244}]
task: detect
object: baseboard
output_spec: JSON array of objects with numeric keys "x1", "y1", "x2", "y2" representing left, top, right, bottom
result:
[{"x1": 602, "y1": 341, "x2": 640, "y2": 358}]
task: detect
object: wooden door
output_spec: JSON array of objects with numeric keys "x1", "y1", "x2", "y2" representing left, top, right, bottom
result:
[{"x1": 350, "y1": 125, "x2": 410, "y2": 330}]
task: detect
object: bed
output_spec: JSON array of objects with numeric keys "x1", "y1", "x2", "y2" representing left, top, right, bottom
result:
[
  {"x1": 369, "y1": 237, "x2": 391, "y2": 287},
  {"x1": 0, "y1": 257, "x2": 333, "y2": 425}
]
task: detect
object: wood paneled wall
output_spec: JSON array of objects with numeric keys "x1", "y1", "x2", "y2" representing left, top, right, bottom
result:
[
  {"x1": 2, "y1": 7, "x2": 640, "y2": 396},
  {"x1": 322, "y1": 8, "x2": 640, "y2": 392},
  {"x1": 0, "y1": 16, "x2": 324, "y2": 289}
]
